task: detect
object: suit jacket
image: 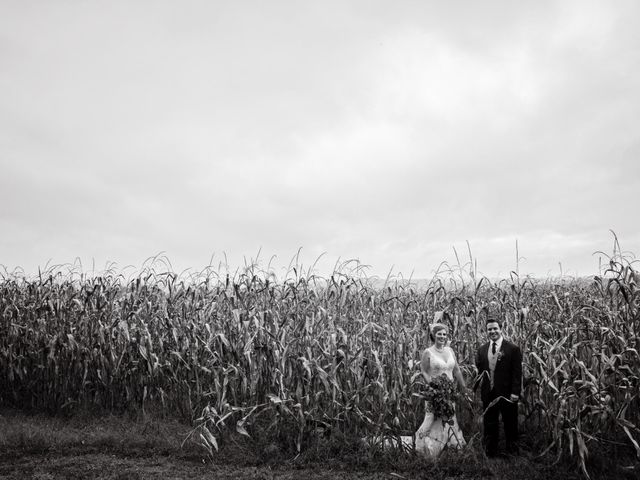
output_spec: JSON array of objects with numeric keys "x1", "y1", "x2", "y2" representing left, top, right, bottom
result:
[{"x1": 475, "y1": 339, "x2": 522, "y2": 406}]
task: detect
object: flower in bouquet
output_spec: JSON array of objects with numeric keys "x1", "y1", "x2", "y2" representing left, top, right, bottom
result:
[{"x1": 420, "y1": 373, "x2": 457, "y2": 425}]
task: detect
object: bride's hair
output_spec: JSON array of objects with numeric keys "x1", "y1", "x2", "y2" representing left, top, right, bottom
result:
[{"x1": 429, "y1": 322, "x2": 448, "y2": 342}]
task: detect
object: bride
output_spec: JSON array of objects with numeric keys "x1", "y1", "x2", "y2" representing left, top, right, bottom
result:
[{"x1": 415, "y1": 322, "x2": 467, "y2": 457}]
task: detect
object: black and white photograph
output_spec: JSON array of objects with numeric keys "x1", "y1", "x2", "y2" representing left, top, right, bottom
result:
[{"x1": 1, "y1": 1, "x2": 639, "y2": 479}]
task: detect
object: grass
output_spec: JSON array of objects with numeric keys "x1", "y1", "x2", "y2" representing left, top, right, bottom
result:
[
  {"x1": 0, "y1": 409, "x2": 193, "y2": 458},
  {"x1": 1, "y1": 409, "x2": 638, "y2": 480}
]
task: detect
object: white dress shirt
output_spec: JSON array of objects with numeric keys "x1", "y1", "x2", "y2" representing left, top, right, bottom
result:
[{"x1": 488, "y1": 336, "x2": 504, "y2": 388}]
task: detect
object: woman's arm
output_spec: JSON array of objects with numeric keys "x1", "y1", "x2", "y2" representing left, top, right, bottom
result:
[
  {"x1": 420, "y1": 349, "x2": 431, "y2": 381},
  {"x1": 451, "y1": 348, "x2": 466, "y2": 389}
]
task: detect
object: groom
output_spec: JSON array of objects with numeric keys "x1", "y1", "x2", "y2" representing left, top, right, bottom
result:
[{"x1": 475, "y1": 314, "x2": 522, "y2": 457}]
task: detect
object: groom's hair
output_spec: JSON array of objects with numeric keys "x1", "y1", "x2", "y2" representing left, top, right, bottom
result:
[{"x1": 485, "y1": 314, "x2": 503, "y2": 328}]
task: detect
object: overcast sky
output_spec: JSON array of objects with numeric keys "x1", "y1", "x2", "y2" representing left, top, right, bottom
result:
[{"x1": 1, "y1": 0, "x2": 639, "y2": 280}]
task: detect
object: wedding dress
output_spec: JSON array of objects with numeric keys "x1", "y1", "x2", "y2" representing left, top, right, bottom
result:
[
  {"x1": 367, "y1": 347, "x2": 466, "y2": 456},
  {"x1": 413, "y1": 348, "x2": 466, "y2": 457}
]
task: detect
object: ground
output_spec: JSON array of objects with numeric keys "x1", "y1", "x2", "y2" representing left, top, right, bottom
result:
[
  {"x1": 3, "y1": 453, "x2": 427, "y2": 480},
  {"x1": 0, "y1": 411, "x2": 637, "y2": 480},
  {"x1": 0, "y1": 452, "x2": 554, "y2": 480}
]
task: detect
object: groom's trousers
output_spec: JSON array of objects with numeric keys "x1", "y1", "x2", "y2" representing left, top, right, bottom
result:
[{"x1": 483, "y1": 394, "x2": 518, "y2": 456}]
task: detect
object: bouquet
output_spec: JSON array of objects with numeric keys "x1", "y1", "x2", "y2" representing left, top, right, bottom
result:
[{"x1": 420, "y1": 374, "x2": 457, "y2": 424}]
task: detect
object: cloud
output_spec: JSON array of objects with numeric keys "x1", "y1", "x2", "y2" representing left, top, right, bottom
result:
[{"x1": 1, "y1": 1, "x2": 639, "y2": 278}]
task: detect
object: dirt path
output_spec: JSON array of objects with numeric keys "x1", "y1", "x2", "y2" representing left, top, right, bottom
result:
[{"x1": 0, "y1": 452, "x2": 460, "y2": 480}]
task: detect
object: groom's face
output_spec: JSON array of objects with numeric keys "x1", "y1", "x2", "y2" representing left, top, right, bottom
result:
[{"x1": 486, "y1": 321, "x2": 502, "y2": 342}]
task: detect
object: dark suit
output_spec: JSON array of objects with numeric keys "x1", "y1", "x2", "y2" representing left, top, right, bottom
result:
[{"x1": 475, "y1": 339, "x2": 522, "y2": 455}]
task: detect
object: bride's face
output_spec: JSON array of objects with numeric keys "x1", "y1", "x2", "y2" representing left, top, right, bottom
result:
[{"x1": 434, "y1": 329, "x2": 448, "y2": 346}]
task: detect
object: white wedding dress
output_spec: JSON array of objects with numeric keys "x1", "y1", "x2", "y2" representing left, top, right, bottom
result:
[
  {"x1": 366, "y1": 348, "x2": 466, "y2": 457},
  {"x1": 410, "y1": 347, "x2": 466, "y2": 457}
]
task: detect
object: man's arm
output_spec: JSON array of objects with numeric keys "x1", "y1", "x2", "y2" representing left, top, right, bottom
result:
[
  {"x1": 510, "y1": 345, "x2": 523, "y2": 400},
  {"x1": 475, "y1": 346, "x2": 481, "y2": 372},
  {"x1": 473, "y1": 346, "x2": 483, "y2": 391}
]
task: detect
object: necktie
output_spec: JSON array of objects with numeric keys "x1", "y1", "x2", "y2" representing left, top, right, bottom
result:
[{"x1": 492, "y1": 342, "x2": 496, "y2": 355}]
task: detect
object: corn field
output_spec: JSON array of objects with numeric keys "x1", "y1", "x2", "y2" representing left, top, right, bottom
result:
[{"x1": 1, "y1": 249, "x2": 639, "y2": 476}]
